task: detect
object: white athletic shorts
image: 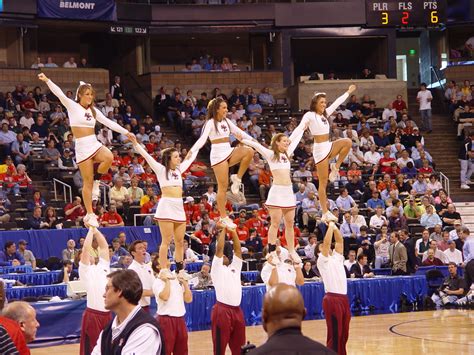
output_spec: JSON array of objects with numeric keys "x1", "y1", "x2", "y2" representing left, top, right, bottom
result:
[
  {"x1": 75, "y1": 134, "x2": 103, "y2": 164},
  {"x1": 154, "y1": 197, "x2": 186, "y2": 223},
  {"x1": 313, "y1": 141, "x2": 333, "y2": 165},
  {"x1": 210, "y1": 142, "x2": 235, "y2": 167},
  {"x1": 265, "y1": 184, "x2": 296, "y2": 209}
]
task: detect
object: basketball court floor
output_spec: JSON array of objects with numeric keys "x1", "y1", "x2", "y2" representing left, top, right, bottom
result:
[{"x1": 31, "y1": 309, "x2": 473, "y2": 354}]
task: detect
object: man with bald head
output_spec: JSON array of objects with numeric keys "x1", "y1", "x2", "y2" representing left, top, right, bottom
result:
[{"x1": 250, "y1": 284, "x2": 334, "y2": 354}]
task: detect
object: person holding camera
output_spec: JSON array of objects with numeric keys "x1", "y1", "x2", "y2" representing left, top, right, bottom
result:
[{"x1": 430, "y1": 262, "x2": 466, "y2": 307}]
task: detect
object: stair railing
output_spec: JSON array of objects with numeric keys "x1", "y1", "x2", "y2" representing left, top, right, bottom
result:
[
  {"x1": 438, "y1": 172, "x2": 450, "y2": 197},
  {"x1": 53, "y1": 179, "x2": 73, "y2": 204}
]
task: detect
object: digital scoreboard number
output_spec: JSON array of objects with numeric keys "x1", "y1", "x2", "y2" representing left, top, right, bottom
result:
[{"x1": 366, "y1": 0, "x2": 447, "y2": 28}]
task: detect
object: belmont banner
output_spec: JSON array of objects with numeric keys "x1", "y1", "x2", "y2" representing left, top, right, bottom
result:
[{"x1": 37, "y1": 0, "x2": 117, "y2": 21}]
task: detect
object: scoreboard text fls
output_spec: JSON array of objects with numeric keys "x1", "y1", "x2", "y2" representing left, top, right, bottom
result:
[{"x1": 366, "y1": 0, "x2": 447, "y2": 27}]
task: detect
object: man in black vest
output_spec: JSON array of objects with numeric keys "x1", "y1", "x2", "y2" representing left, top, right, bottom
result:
[{"x1": 93, "y1": 269, "x2": 165, "y2": 354}]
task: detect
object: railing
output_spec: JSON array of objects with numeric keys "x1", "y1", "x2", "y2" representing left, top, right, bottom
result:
[
  {"x1": 53, "y1": 179, "x2": 72, "y2": 204},
  {"x1": 430, "y1": 65, "x2": 445, "y2": 91},
  {"x1": 439, "y1": 172, "x2": 450, "y2": 197},
  {"x1": 133, "y1": 213, "x2": 154, "y2": 226}
]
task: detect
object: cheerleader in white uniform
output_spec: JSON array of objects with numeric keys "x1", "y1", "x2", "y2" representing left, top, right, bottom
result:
[
  {"x1": 293, "y1": 85, "x2": 357, "y2": 223},
  {"x1": 38, "y1": 73, "x2": 132, "y2": 228},
  {"x1": 237, "y1": 129, "x2": 306, "y2": 263},
  {"x1": 188, "y1": 97, "x2": 254, "y2": 229},
  {"x1": 130, "y1": 135, "x2": 196, "y2": 279}
]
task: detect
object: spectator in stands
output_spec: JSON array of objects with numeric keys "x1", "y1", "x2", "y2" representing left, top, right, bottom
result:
[
  {"x1": 192, "y1": 263, "x2": 212, "y2": 290},
  {"x1": 43, "y1": 56, "x2": 57, "y2": 68},
  {"x1": 350, "y1": 254, "x2": 374, "y2": 278},
  {"x1": 374, "y1": 233, "x2": 390, "y2": 268},
  {"x1": 412, "y1": 174, "x2": 428, "y2": 194},
  {"x1": 30, "y1": 56, "x2": 44, "y2": 69},
  {"x1": 64, "y1": 196, "x2": 85, "y2": 224},
  {"x1": 350, "y1": 207, "x2": 367, "y2": 228},
  {"x1": 366, "y1": 190, "x2": 385, "y2": 212},
  {"x1": 301, "y1": 191, "x2": 319, "y2": 229},
  {"x1": 127, "y1": 178, "x2": 144, "y2": 205},
  {"x1": 109, "y1": 177, "x2": 129, "y2": 210},
  {"x1": 403, "y1": 197, "x2": 422, "y2": 220},
  {"x1": 392, "y1": 94, "x2": 407, "y2": 112},
  {"x1": 420, "y1": 205, "x2": 442, "y2": 228},
  {"x1": 127, "y1": 240, "x2": 155, "y2": 312},
  {"x1": 340, "y1": 211, "x2": 360, "y2": 240},
  {"x1": 0, "y1": 197, "x2": 10, "y2": 223},
  {"x1": 183, "y1": 240, "x2": 198, "y2": 263},
  {"x1": 302, "y1": 260, "x2": 318, "y2": 279},
  {"x1": 61, "y1": 239, "x2": 78, "y2": 262},
  {"x1": 28, "y1": 206, "x2": 49, "y2": 229},
  {"x1": 11, "y1": 133, "x2": 31, "y2": 165},
  {"x1": 258, "y1": 164, "x2": 272, "y2": 202},
  {"x1": 78, "y1": 58, "x2": 89, "y2": 68},
  {"x1": 441, "y1": 203, "x2": 462, "y2": 228},
  {"x1": 101, "y1": 202, "x2": 125, "y2": 227},
  {"x1": 30, "y1": 115, "x2": 49, "y2": 139},
  {"x1": 63, "y1": 57, "x2": 77, "y2": 68},
  {"x1": 2, "y1": 301, "x2": 40, "y2": 346},
  {"x1": 361, "y1": 68, "x2": 375, "y2": 79},
  {"x1": 422, "y1": 240, "x2": 446, "y2": 265},
  {"x1": 417, "y1": 83, "x2": 433, "y2": 133},
  {"x1": 258, "y1": 87, "x2": 275, "y2": 106},
  {"x1": 26, "y1": 190, "x2": 47, "y2": 211},
  {"x1": 58, "y1": 260, "x2": 79, "y2": 283},
  {"x1": 0, "y1": 123, "x2": 16, "y2": 155},
  {"x1": 369, "y1": 206, "x2": 388, "y2": 229},
  {"x1": 335, "y1": 188, "x2": 356, "y2": 213},
  {"x1": 58, "y1": 148, "x2": 78, "y2": 172},
  {"x1": 0, "y1": 241, "x2": 24, "y2": 266},
  {"x1": 345, "y1": 175, "x2": 364, "y2": 200},
  {"x1": 437, "y1": 232, "x2": 451, "y2": 252},
  {"x1": 44, "y1": 206, "x2": 60, "y2": 229},
  {"x1": 247, "y1": 96, "x2": 262, "y2": 118},
  {"x1": 343, "y1": 249, "x2": 357, "y2": 271}
]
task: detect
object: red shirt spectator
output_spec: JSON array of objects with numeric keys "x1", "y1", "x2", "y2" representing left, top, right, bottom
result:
[
  {"x1": 392, "y1": 97, "x2": 407, "y2": 111},
  {"x1": 111, "y1": 153, "x2": 123, "y2": 167},
  {"x1": 188, "y1": 161, "x2": 207, "y2": 178},
  {"x1": 246, "y1": 216, "x2": 262, "y2": 231},
  {"x1": 145, "y1": 142, "x2": 157, "y2": 153},
  {"x1": 236, "y1": 224, "x2": 249, "y2": 242},
  {"x1": 101, "y1": 207, "x2": 124, "y2": 227},
  {"x1": 194, "y1": 229, "x2": 211, "y2": 245},
  {"x1": 140, "y1": 197, "x2": 156, "y2": 214},
  {"x1": 379, "y1": 156, "x2": 396, "y2": 174},
  {"x1": 64, "y1": 197, "x2": 86, "y2": 221}
]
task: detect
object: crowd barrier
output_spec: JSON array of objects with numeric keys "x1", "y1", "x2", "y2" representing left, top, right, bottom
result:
[{"x1": 0, "y1": 226, "x2": 162, "y2": 260}]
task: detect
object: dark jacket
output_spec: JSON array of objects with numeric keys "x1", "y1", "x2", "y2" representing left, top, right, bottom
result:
[
  {"x1": 349, "y1": 263, "x2": 372, "y2": 278},
  {"x1": 249, "y1": 327, "x2": 336, "y2": 355},
  {"x1": 458, "y1": 138, "x2": 473, "y2": 160}
]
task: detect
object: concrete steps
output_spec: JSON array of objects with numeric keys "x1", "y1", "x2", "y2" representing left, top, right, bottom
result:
[{"x1": 454, "y1": 202, "x2": 474, "y2": 231}]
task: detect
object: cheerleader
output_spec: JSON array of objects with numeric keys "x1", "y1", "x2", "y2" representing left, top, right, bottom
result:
[
  {"x1": 130, "y1": 135, "x2": 196, "y2": 279},
  {"x1": 293, "y1": 85, "x2": 357, "y2": 223},
  {"x1": 237, "y1": 129, "x2": 306, "y2": 263},
  {"x1": 187, "y1": 97, "x2": 254, "y2": 229},
  {"x1": 38, "y1": 73, "x2": 132, "y2": 228}
]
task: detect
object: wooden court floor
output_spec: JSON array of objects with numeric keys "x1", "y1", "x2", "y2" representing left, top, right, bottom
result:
[{"x1": 31, "y1": 310, "x2": 473, "y2": 355}]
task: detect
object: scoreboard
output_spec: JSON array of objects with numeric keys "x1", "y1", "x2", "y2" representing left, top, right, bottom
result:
[{"x1": 366, "y1": 0, "x2": 447, "y2": 27}]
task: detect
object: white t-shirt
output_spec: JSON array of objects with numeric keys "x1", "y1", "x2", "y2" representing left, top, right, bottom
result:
[
  {"x1": 369, "y1": 215, "x2": 387, "y2": 229},
  {"x1": 153, "y1": 275, "x2": 186, "y2": 317},
  {"x1": 443, "y1": 248, "x2": 463, "y2": 265},
  {"x1": 343, "y1": 259, "x2": 356, "y2": 271},
  {"x1": 128, "y1": 260, "x2": 155, "y2": 307},
  {"x1": 210, "y1": 256, "x2": 242, "y2": 306},
  {"x1": 79, "y1": 258, "x2": 110, "y2": 312},
  {"x1": 364, "y1": 151, "x2": 381, "y2": 165},
  {"x1": 317, "y1": 251, "x2": 347, "y2": 295},
  {"x1": 19, "y1": 116, "x2": 35, "y2": 129},
  {"x1": 417, "y1": 90, "x2": 433, "y2": 111},
  {"x1": 261, "y1": 262, "x2": 296, "y2": 291}
]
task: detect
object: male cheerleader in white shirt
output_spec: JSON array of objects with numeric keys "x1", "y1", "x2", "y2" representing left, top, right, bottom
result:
[
  {"x1": 153, "y1": 260, "x2": 192, "y2": 355},
  {"x1": 317, "y1": 222, "x2": 351, "y2": 355},
  {"x1": 79, "y1": 227, "x2": 112, "y2": 355},
  {"x1": 210, "y1": 224, "x2": 246, "y2": 355}
]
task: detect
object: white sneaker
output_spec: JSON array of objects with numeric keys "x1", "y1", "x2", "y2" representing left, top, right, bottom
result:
[
  {"x1": 460, "y1": 184, "x2": 471, "y2": 189},
  {"x1": 328, "y1": 163, "x2": 339, "y2": 182},
  {"x1": 220, "y1": 216, "x2": 236, "y2": 230},
  {"x1": 230, "y1": 174, "x2": 242, "y2": 195},
  {"x1": 321, "y1": 211, "x2": 338, "y2": 223},
  {"x1": 92, "y1": 180, "x2": 101, "y2": 201},
  {"x1": 177, "y1": 269, "x2": 192, "y2": 281},
  {"x1": 83, "y1": 213, "x2": 99, "y2": 228},
  {"x1": 159, "y1": 268, "x2": 175, "y2": 280},
  {"x1": 289, "y1": 250, "x2": 302, "y2": 264}
]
